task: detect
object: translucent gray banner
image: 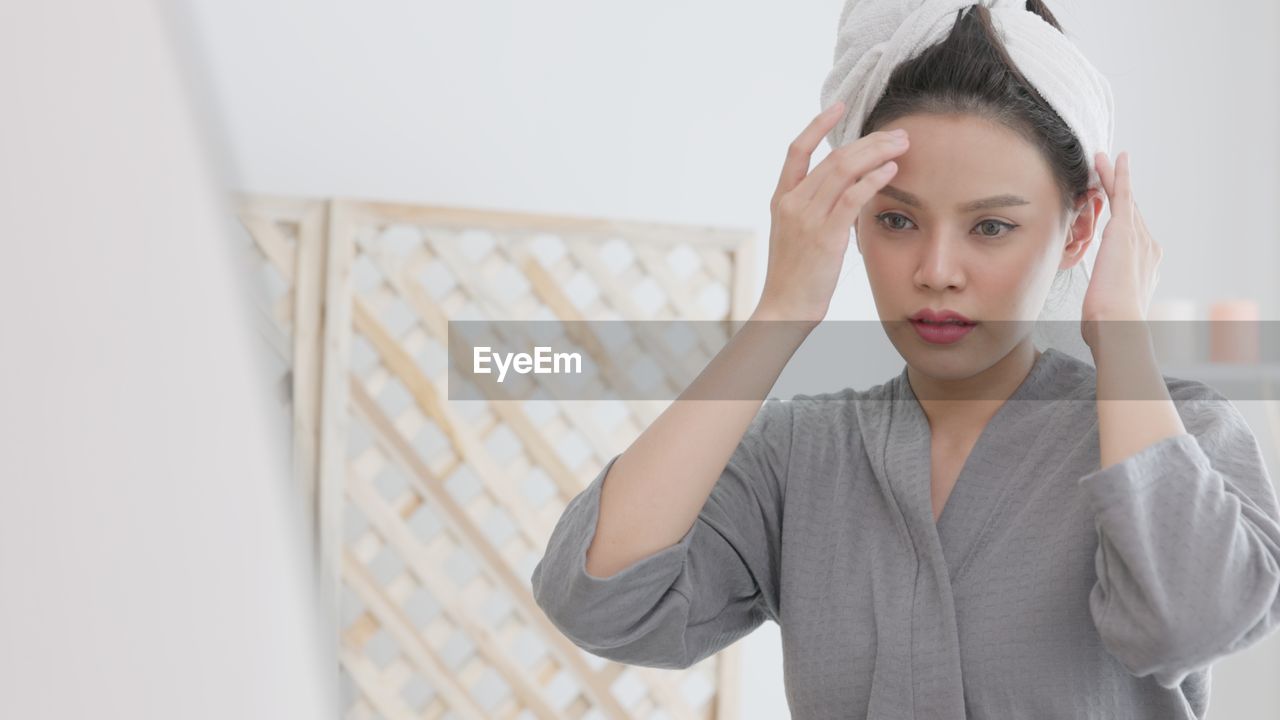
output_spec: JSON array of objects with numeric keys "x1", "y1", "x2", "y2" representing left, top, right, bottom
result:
[{"x1": 447, "y1": 320, "x2": 1280, "y2": 401}]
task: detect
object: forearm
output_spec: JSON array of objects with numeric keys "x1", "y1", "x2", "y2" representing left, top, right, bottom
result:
[
  {"x1": 585, "y1": 303, "x2": 811, "y2": 579},
  {"x1": 1090, "y1": 320, "x2": 1187, "y2": 469}
]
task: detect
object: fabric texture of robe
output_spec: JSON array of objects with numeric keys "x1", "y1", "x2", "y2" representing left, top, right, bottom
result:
[{"x1": 530, "y1": 347, "x2": 1280, "y2": 719}]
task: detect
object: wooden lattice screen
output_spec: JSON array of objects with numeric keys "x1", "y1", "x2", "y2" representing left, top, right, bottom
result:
[{"x1": 234, "y1": 195, "x2": 758, "y2": 719}]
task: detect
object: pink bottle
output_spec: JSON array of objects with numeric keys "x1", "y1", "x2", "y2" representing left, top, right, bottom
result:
[{"x1": 1208, "y1": 299, "x2": 1260, "y2": 364}]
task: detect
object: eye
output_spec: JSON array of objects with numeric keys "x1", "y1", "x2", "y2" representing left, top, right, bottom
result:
[
  {"x1": 875, "y1": 211, "x2": 915, "y2": 232},
  {"x1": 975, "y1": 219, "x2": 1018, "y2": 237}
]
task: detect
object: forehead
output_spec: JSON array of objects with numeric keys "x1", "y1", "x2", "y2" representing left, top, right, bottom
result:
[{"x1": 875, "y1": 113, "x2": 1059, "y2": 208}]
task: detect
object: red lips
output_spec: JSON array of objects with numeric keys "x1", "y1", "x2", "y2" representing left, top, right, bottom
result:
[{"x1": 909, "y1": 308, "x2": 975, "y2": 324}]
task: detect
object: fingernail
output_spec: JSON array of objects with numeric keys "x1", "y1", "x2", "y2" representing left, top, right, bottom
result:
[{"x1": 891, "y1": 128, "x2": 908, "y2": 137}]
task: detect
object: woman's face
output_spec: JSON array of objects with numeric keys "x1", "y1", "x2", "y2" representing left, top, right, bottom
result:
[{"x1": 853, "y1": 112, "x2": 1100, "y2": 379}]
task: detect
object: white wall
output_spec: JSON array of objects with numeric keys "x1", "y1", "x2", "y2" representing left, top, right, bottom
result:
[
  {"x1": 0, "y1": 2, "x2": 336, "y2": 718},
  {"x1": 178, "y1": 1, "x2": 1280, "y2": 717}
]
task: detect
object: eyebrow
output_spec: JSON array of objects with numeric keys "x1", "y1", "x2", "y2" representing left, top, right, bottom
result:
[{"x1": 877, "y1": 185, "x2": 1031, "y2": 212}]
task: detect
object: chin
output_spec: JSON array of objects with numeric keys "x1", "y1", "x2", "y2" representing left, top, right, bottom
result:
[{"x1": 906, "y1": 349, "x2": 986, "y2": 382}]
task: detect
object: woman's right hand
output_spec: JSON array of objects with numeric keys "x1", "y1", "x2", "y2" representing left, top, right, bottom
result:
[{"x1": 757, "y1": 102, "x2": 910, "y2": 324}]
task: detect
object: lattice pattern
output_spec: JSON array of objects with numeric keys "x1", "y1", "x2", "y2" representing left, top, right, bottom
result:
[{"x1": 236, "y1": 196, "x2": 756, "y2": 719}]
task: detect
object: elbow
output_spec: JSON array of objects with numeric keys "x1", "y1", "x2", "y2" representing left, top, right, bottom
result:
[
  {"x1": 530, "y1": 556, "x2": 696, "y2": 668},
  {"x1": 542, "y1": 590, "x2": 696, "y2": 669},
  {"x1": 1096, "y1": 613, "x2": 1207, "y2": 688},
  {"x1": 530, "y1": 556, "x2": 587, "y2": 641},
  {"x1": 582, "y1": 627, "x2": 696, "y2": 670},
  {"x1": 1090, "y1": 578, "x2": 1209, "y2": 685},
  {"x1": 530, "y1": 551, "x2": 598, "y2": 640},
  {"x1": 1092, "y1": 564, "x2": 1280, "y2": 685}
]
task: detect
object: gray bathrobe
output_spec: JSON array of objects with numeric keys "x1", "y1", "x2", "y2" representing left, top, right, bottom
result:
[{"x1": 530, "y1": 347, "x2": 1280, "y2": 719}]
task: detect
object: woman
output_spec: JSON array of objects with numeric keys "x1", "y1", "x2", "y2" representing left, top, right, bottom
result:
[{"x1": 531, "y1": 2, "x2": 1280, "y2": 718}]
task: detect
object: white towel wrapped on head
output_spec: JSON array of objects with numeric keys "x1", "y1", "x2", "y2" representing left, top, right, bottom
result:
[{"x1": 819, "y1": 0, "x2": 1115, "y2": 191}]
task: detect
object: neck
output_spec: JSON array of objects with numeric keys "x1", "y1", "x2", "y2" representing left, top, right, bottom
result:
[{"x1": 907, "y1": 340, "x2": 1042, "y2": 433}]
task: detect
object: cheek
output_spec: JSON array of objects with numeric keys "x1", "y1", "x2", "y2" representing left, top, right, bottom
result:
[
  {"x1": 976, "y1": 236, "x2": 1060, "y2": 307},
  {"x1": 855, "y1": 218, "x2": 897, "y2": 261},
  {"x1": 857, "y1": 241, "x2": 900, "y2": 290},
  {"x1": 976, "y1": 265, "x2": 1036, "y2": 307}
]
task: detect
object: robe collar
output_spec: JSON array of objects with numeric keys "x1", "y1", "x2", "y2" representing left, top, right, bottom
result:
[{"x1": 855, "y1": 347, "x2": 1072, "y2": 582}]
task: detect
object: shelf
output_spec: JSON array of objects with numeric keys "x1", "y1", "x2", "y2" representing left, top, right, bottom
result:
[{"x1": 1157, "y1": 363, "x2": 1280, "y2": 401}]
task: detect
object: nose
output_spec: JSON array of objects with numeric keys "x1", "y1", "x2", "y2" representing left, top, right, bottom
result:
[{"x1": 913, "y1": 233, "x2": 966, "y2": 292}]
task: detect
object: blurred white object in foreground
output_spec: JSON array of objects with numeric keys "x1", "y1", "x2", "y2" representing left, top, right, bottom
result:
[{"x1": 0, "y1": 2, "x2": 335, "y2": 717}]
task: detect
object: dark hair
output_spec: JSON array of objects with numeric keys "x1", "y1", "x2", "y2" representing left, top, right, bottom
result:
[
  {"x1": 860, "y1": 0, "x2": 1089, "y2": 300},
  {"x1": 862, "y1": 1, "x2": 1088, "y2": 215}
]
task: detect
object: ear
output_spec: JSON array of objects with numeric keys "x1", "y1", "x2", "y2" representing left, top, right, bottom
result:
[{"x1": 1061, "y1": 187, "x2": 1104, "y2": 271}]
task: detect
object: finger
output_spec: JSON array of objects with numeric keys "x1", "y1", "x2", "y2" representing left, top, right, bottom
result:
[
  {"x1": 1115, "y1": 151, "x2": 1133, "y2": 207},
  {"x1": 823, "y1": 160, "x2": 900, "y2": 242},
  {"x1": 1095, "y1": 152, "x2": 1114, "y2": 199},
  {"x1": 804, "y1": 131, "x2": 909, "y2": 216},
  {"x1": 1135, "y1": 201, "x2": 1155, "y2": 247},
  {"x1": 775, "y1": 102, "x2": 845, "y2": 204}
]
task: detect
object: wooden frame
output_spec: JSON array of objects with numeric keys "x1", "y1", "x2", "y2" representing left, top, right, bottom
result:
[{"x1": 235, "y1": 195, "x2": 758, "y2": 719}]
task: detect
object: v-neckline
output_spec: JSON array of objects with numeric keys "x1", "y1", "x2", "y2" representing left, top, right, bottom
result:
[
  {"x1": 930, "y1": 438, "x2": 978, "y2": 524},
  {"x1": 894, "y1": 347, "x2": 1064, "y2": 581}
]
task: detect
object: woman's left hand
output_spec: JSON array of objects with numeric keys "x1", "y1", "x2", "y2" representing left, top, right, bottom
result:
[{"x1": 1080, "y1": 151, "x2": 1162, "y2": 349}]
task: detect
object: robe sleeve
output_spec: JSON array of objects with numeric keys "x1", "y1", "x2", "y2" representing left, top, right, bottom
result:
[
  {"x1": 1078, "y1": 380, "x2": 1280, "y2": 689},
  {"x1": 529, "y1": 397, "x2": 794, "y2": 670}
]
